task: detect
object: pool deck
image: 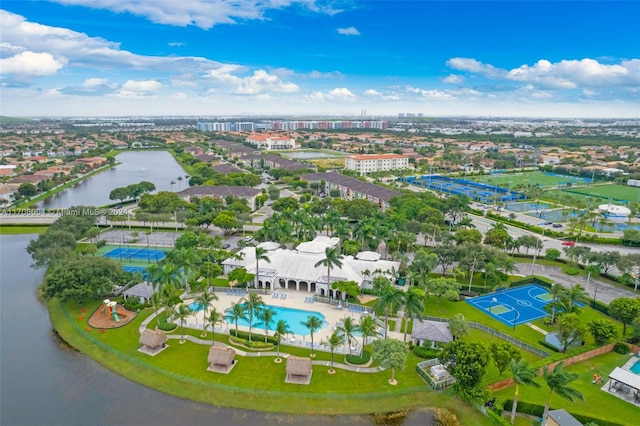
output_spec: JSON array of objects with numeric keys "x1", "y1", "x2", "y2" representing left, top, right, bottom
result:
[
  {"x1": 600, "y1": 355, "x2": 640, "y2": 407},
  {"x1": 181, "y1": 289, "x2": 375, "y2": 352}
]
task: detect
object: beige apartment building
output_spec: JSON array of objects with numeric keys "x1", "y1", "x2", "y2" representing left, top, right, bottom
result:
[{"x1": 345, "y1": 153, "x2": 409, "y2": 175}]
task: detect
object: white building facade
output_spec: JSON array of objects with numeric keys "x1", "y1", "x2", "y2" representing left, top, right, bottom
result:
[
  {"x1": 245, "y1": 134, "x2": 298, "y2": 150},
  {"x1": 345, "y1": 154, "x2": 410, "y2": 175}
]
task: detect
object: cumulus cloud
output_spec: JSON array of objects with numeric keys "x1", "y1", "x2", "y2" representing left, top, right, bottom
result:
[
  {"x1": 447, "y1": 56, "x2": 640, "y2": 90},
  {"x1": 83, "y1": 78, "x2": 109, "y2": 88},
  {"x1": 442, "y1": 74, "x2": 464, "y2": 84},
  {"x1": 308, "y1": 87, "x2": 356, "y2": 101},
  {"x1": 207, "y1": 67, "x2": 299, "y2": 95},
  {"x1": 52, "y1": 0, "x2": 344, "y2": 29},
  {"x1": 121, "y1": 79, "x2": 163, "y2": 92},
  {"x1": 363, "y1": 89, "x2": 399, "y2": 100},
  {"x1": 0, "y1": 51, "x2": 65, "y2": 76},
  {"x1": 405, "y1": 86, "x2": 453, "y2": 100},
  {"x1": 337, "y1": 26, "x2": 360, "y2": 36}
]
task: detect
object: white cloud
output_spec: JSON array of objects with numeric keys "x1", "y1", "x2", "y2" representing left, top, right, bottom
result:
[
  {"x1": 168, "y1": 42, "x2": 185, "y2": 47},
  {"x1": 121, "y1": 79, "x2": 163, "y2": 92},
  {"x1": 447, "y1": 56, "x2": 640, "y2": 90},
  {"x1": 52, "y1": 0, "x2": 343, "y2": 29},
  {"x1": 405, "y1": 86, "x2": 453, "y2": 100},
  {"x1": 0, "y1": 51, "x2": 65, "y2": 76},
  {"x1": 207, "y1": 67, "x2": 299, "y2": 95},
  {"x1": 363, "y1": 89, "x2": 399, "y2": 100},
  {"x1": 83, "y1": 78, "x2": 109, "y2": 88},
  {"x1": 308, "y1": 87, "x2": 356, "y2": 101},
  {"x1": 442, "y1": 74, "x2": 464, "y2": 84},
  {"x1": 337, "y1": 26, "x2": 360, "y2": 36}
]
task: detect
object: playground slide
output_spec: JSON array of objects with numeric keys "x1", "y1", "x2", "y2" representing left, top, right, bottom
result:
[{"x1": 112, "y1": 311, "x2": 120, "y2": 322}]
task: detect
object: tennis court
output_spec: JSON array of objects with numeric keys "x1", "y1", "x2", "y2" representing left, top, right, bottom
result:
[
  {"x1": 103, "y1": 247, "x2": 167, "y2": 262},
  {"x1": 505, "y1": 202, "x2": 551, "y2": 213},
  {"x1": 400, "y1": 175, "x2": 526, "y2": 202},
  {"x1": 466, "y1": 284, "x2": 552, "y2": 326}
]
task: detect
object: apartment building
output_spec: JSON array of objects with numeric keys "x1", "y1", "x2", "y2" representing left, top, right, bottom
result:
[
  {"x1": 345, "y1": 154, "x2": 410, "y2": 175},
  {"x1": 245, "y1": 134, "x2": 297, "y2": 150}
]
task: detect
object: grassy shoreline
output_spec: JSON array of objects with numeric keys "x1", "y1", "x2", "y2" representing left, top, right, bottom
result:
[{"x1": 47, "y1": 297, "x2": 489, "y2": 423}]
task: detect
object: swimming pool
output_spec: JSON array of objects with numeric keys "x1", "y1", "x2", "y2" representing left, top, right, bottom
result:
[
  {"x1": 188, "y1": 302, "x2": 206, "y2": 312},
  {"x1": 630, "y1": 360, "x2": 640, "y2": 375},
  {"x1": 226, "y1": 304, "x2": 327, "y2": 335}
]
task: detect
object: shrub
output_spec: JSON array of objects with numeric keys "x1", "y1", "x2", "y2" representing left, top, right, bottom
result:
[
  {"x1": 157, "y1": 318, "x2": 177, "y2": 332},
  {"x1": 229, "y1": 336, "x2": 274, "y2": 349},
  {"x1": 230, "y1": 329, "x2": 278, "y2": 345},
  {"x1": 431, "y1": 408, "x2": 462, "y2": 426},
  {"x1": 562, "y1": 266, "x2": 581, "y2": 275},
  {"x1": 413, "y1": 345, "x2": 442, "y2": 359},
  {"x1": 123, "y1": 299, "x2": 142, "y2": 311},
  {"x1": 96, "y1": 239, "x2": 107, "y2": 248},
  {"x1": 613, "y1": 342, "x2": 630, "y2": 354},
  {"x1": 345, "y1": 350, "x2": 371, "y2": 365}
]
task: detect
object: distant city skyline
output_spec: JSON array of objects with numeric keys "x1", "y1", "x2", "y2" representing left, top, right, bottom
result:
[{"x1": 1, "y1": 1, "x2": 639, "y2": 118}]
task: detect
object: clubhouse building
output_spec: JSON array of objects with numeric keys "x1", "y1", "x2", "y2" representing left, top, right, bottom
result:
[{"x1": 222, "y1": 236, "x2": 400, "y2": 299}]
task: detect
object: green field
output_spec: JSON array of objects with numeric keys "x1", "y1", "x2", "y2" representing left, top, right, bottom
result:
[
  {"x1": 557, "y1": 184, "x2": 640, "y2": 203},
  {"x1": 472, "y1": 171, "x2": 589, "y2": 189}
]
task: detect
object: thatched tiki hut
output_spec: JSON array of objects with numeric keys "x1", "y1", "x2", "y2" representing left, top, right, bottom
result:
[
  {"x1": 207, "y1": 346, "x2": 237, "y2": 374},
  {"x1": 138, "y1": 329, "x2": 168, "y2": 356},
  {"x1": 285, "y1": 356, "x2": 312, "y2": 385}
]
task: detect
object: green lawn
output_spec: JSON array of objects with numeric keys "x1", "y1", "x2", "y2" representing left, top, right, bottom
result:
[
  {"x1": 472, "y1": 171, "x2": 587, "y2": 189},
  {"x1": 493, "y1": 352, "x2": 638, "y2": 426},
  {"x1": 562, "y1": 184, "x2": 640, "y2": 203},
  {"x1": 0, "y1": 225, "x2": 48, "y2": 234},
  {"x1": 49, "y1": 298, "x2": 490, "y2": 423}
]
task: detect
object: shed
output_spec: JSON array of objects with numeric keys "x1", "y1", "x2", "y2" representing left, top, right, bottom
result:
[
  {"x1": 411, "y1": 320, "x2": 453, "y2": 347},
  {"x1": 285, "y1": 356, "x2": 312, "y2": 385},
  {"x1": 138, "y1": 329, "x2": 168, "y2": 356},
  {"x1": 546, "y1": 409, "x2": 583, "y2": 426},
  {"x1": 207, "y1": 346, "x2": 237, "y2": 374},
  {"x1": 123, "y1": 281, "x2": 154, "y2": 304}
]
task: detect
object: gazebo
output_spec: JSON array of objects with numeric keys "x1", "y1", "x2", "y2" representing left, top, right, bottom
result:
[
  {"x1": 123, "y1": 282, "x2": 154, "y2": 304},
  {"x1": 411, "y1": 320, "x2": 453, "y2": 347},
  {"x1": 138, "y1": 329, "x2": 168, "y2": 356},
  {"x1": 207, "y1": 346, "x2": 237, "y2": 374},
  {"x1": 285, "y1": 356, "x2": 312, "y2": 385},
  {"x1": 608, "y1": 367, "x2": 640, "y2": 403}
]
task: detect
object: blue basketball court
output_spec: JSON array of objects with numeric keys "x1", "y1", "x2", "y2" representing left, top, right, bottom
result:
[
  {"x1": 466, "y1": 285, "x2": 552, "y2": 326},
  {"x1": 103, "y1": 247, "x2": 166, "y2": 262}
]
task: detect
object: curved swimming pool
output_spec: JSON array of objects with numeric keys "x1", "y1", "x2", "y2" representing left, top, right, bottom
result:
[{"x1": 226, "y1": 304, "x2": 327, "y2": 335}]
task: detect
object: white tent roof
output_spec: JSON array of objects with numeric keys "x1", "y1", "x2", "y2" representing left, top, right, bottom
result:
[
  {"x1": 609, "y1": 367, "x2": 640, "y2": 390},
  {"x1": 355, "y1": 251, "x2": 381, "y2": 261},
  {"x1": 258, "y1": 241, "x2": 280, "y2": 251}
]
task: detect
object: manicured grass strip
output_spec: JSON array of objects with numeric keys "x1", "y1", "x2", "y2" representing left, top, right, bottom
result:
[
  {"x1": 49, "y1": 298, "x2": 490, "y2": 424},
  {"x1": 0, "y1": 225, "x2": 48, "y2": 234}
]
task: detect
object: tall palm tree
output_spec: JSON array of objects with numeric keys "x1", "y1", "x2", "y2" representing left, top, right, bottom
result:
[
  {"x1": 258, "y1": 307, "x2": 277, "y2": 343},
  {"x1": 254, "y1": 247, "x2": 271, "y2": 289},
  {"x1": 208, "y1": 307, "x2": 225, "y2": 345},
  {"x1": 150, "y1": 291, "x2": 164, "y2": 327},
  {"x1": 402, "y1": 288, "x2": 425, "y2": 342},
  {"x1": 359, "y1": 315, "x2": 380, "y2": 352},
  {"x1": 225, "y1": 302, "x2": 247, "y2": 338},
  {"x1": 242, "y1": 292, "x2": 264, "y2": 343},
  {"x1": 509, "y1": 359, "x2": 541, "y2": 425},
  {"x1": 196, "y1": 290, "x2": 218, "y2": 337},
  {"x1": 274, "y1": 319, "x2": 292, "y2": 362},
  {"x1": 541, "y1": 362, "x2": 584, "y2": 426},
  {"x1": 562, "y1": 284, "x2": 590, "y2": 314},
  {"x1": 175, "y1": 303, "x2": 191, "y2": 344},
  {"x1": 314, "y1": 246, "x2": 344, "y2": 293},
  {"x1": 373, "y1": 285, "x2": 404, "y2": 338},
  {"x1": 547, "y1": 283, "x2": 568, "y2": 324},
  {"x1": 337, "y1": 316, "x2": 360, "y2": 355},
  {"x1": 301, "y1": 314, "x2": 323, "y2": 357},
  {"x1": 326, "y1": 331, "x2": 345, "y2": 373}
]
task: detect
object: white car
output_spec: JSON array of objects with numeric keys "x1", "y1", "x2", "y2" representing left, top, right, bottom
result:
[{"x1": 244, "y1": 236, "x2": 254, "y2": 242}]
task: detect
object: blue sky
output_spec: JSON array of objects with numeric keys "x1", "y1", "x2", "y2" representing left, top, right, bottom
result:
[{"x1": 1, "y1": 1, "x2": 639, "y2": 118}]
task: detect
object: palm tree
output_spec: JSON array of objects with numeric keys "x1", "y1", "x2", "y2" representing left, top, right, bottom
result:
[
  {"x1": 541, "y1": 362, "x2": 584, "y2": 426},
  {"x1": 241, "y1": 292, "x2": 264, "y2": 343},
  {"x1": 547, "y1": 283, "x2": 567, "y2": 324},
  {"x1": 258, "y1": 307, "x2": 276, "y2": 343},
  {"x1": 150, "y1": 291, "x2": 164, "y2": 327},
  {"x1": 562, "y1": 284, "x2": 590, "y2": 314},
  {"x1": 337, "y1": 316, "x2": 360, "y2": 355},
  {"x1": 402, "y1": 288, "x2": 425, "y2": 342},
  {"x1": 254, "y1": 247, "x2": 271, "y2": 289},
  {"x1": 301, "y1": 314, "x2": 323, "y2": 357},
  {"x1": 196, "y1": 290, "x2": 218, "y2": 337},
  {"x1": 175, "y1": 303, "x2": 191, "y2": 344},
  {"x1": 326, "y1": 331, "x2": 345, "y2": 374},
  {"x1": 509, "y1": 359, "x2": 541, "y2": 425},
  {"x1": 274, "y1": 319, "x2": 292, "y2": 362},
  {"x1": 226, "y1": 302, "x2": 246, "y2": 338},
  {"x1": 359, "y1": 315, "x2": 380, "y2": 352},
  {"x1": 314, "y1": 246, "x2": 344, "y2": 293},
  {"x1": 373, "y1": 285, "x2": 404, "y2": 338},
  {"x1": 208, "y1": 307, "x2": 225, "y2": 345}
]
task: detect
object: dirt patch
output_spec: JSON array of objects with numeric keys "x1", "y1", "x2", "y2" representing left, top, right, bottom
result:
[
  {"x1": 87, "y1": 305, "x2": 137, "y2": 329},
  {"x1": 357, "y1": 295, "x2": 377, "y2": 304}
]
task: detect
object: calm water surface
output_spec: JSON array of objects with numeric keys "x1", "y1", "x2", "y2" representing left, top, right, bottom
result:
[
  {"x1": 0, "y1": 235, "x2": 433, "y2": 425},
  {"x1": 36, "y1": 151, "x2": 188, "y2": 209}
]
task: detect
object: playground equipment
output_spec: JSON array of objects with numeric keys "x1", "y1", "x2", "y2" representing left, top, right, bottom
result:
[{"x1": 102, "y1": 299, "x2": 121, "y2": 323}]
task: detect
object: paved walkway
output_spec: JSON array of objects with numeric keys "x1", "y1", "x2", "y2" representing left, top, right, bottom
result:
[{"x1": 526, "y1": 322, "x2": 548, "y2": 335}]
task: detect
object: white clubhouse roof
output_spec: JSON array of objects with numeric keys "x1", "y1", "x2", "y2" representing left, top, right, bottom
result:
[
  {"x1": 224, "y1": 237, "x2": 399, "y2": 285},
  {"x1": 609, "y1": 367, "x2": 640, "y2": 390}
]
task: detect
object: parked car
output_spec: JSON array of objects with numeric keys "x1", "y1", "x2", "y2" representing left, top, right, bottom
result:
[
  {"x1": 244, "y1": 236, "x2": 254, "y2": 242},
  {"x1": 552, "y1": 223, "x2": 563, "y2": 228},
  {"x1": 222, "y1": 243, "x2": 231, "y2": 249},
  {"x1": 541, "y1": 221, "x2": 553, "y2": 226},
  {"x1": 561, "y1": 241, "x2": 576, "y2": 246}
]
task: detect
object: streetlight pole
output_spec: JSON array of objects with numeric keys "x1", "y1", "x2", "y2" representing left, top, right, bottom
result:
[{"x1": 531, "y1": 240, "x2": 543, "y2": 276}]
